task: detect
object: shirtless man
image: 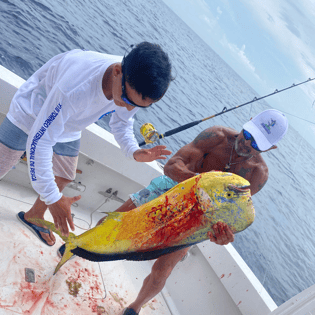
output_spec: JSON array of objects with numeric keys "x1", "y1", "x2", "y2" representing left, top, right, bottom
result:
[
  {"x1": 60, "y1": 109, "x2": 288, "y2": 315},
  {"x1": 117, "y1": 109, "x2": 289, "y2": 315}
]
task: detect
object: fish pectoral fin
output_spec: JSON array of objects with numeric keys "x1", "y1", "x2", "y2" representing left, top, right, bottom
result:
[
  {"x1": 196, "y1": 187, "x2": 213, "y2": 213},
  {"x1": 54, "y1": 244, "x2": 75, "y2": 275},
  {"x1": 28, "y1": 218, "x2": 70, "y2": 242},
  {"x1": 99, "y1": 212, "x2": 122, "y2": 224}
]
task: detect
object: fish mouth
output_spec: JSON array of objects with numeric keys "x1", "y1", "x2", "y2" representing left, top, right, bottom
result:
[{"x1": 228, "y1": 184, "x2": 250, "y2": 193}]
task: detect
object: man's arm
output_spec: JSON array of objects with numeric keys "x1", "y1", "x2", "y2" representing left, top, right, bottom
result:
[
  {"x1": 163, "y1": 127, "x2": 235, "y2": 246},
  {"x1": 163, "y1": 143, "x2": 202, "y2": 182},
  {"x1": 239, "y1": 164, "x2": 269, "y2": 196},
  {"x1": 26, "y1": 86, "x2": 77, "y2": 236},
  {"x1": 110, "y1": 108, "x2": 172, "y2": 162},
  {"x1": 133, "y1": 145, "x2": 172, "y2": 162},
  {"x1": 109, "y1": 107, "x2": 141, "y2": 160},
  {"x1": 164, "y1": 127, "x2": 224, "y2": 182}
]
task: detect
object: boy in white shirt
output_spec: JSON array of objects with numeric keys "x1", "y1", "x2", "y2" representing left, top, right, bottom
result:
[{"x1": 0, "y1": 42, "x2": 173, "y2": 246}]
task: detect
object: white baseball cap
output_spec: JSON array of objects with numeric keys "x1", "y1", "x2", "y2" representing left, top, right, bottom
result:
[{"x1": 243, "y1": 109, "x2": 288, "y2": 151}]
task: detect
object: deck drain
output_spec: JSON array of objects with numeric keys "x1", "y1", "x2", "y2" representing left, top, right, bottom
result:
[{"x1": 25, "y1": 268, "x2": 35, "y2": 283}]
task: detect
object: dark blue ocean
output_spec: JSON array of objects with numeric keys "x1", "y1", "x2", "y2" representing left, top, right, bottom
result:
[{"x1": 1, "y1": 0, "x2": 314, "y2": 306}]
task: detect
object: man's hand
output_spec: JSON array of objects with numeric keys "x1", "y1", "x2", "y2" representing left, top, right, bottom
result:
[
  {"x1": 208, "y1": 222, "x2": 234, "y2": 245},
  {"x1": 48, "y1": 195, "x2": 81, "y2": 236},
  {"x1": 133, "y1": 145, "x2": 172, "y2": 162}
]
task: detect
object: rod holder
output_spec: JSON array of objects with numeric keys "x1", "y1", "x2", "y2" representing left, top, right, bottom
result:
[
  {"x1": 98, "y1": 188, "x2": 125, "y2": 203},
  {"x1": 67, "y1": 181, "x2": 86, "y2": 192}
]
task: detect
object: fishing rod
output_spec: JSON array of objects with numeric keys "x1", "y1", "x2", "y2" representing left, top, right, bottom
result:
[{"x1": 139, "y1": 77, "x2": 315, "y2": 146}]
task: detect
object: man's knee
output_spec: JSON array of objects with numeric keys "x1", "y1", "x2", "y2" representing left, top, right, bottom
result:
[
  {"x1": 114, "y1": 198, "x2": 137, "y2": 213},
  {"x1": 150, "y1": 248, "x2": 190, "y2": 284},
  {"x1": 55, "y1": 176, "x2": 73, "y2": 191},
  {"x1": 0, "y1": 143, "x2": 24, "y2": 179},
  {"x1": 150, "y1": 262, "x2": 170, "y2": 287},
  {"x1": 52, "y1": 153, "x2": 78, "y2": 183},
  {"x1": 130, "y1": 175, "x2": 177, "y2": 207}
]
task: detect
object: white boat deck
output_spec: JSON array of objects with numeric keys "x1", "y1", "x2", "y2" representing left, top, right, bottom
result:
[{"x1": 0, "y1": 178, "x2": 172, "y2": 315}]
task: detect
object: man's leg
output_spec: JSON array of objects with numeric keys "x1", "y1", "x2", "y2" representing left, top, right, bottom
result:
[
  {"x1": 127, "y1": 247, "x2": 190, "y2": 314},
  {"x1": 0, "y1": 117, "x2": 28, "y2": 179},
  {"x1": 97, "y1": 175, "x2": 178, "y2": 226},
  {"x1": 0, "y1": 143, "x2": 24, "y2": 179},
  {"x1": 95, "y1": 174, "x2": 182, "y2": 314},
  {"x1": 23, "y1": 140, "x2": 80, "y2": 245},
  {"x1": 105, "y1": 176, "x2": 181, "y2": 314},
  {"x1": 0, "y1": 117, "x2": 59, "y2": 244},
  {"x1": 24, "y1": 175, "x2": 72, "y2": 245}
]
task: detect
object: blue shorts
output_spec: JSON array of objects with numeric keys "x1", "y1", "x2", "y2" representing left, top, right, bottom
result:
[
  {"x1": 0, "y1": 117, "x2": 80, "y2": 156},
  {"x1": 130, "y1": 175, "x2": 178, "y2": 207}
]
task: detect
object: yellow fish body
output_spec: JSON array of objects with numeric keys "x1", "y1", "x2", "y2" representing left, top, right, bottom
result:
[{"x1": 32, "y1": 171, "x2": 255, "y2": 274}]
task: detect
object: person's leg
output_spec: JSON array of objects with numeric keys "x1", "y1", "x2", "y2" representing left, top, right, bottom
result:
[
  {"x1": 24, "y1": 175, "x2": 72, "y2": 245},
  {"x1": 126, "y1": 247, "x2": 190, "y2": 314},
  {"x1": 96, "y1": 175, "x2": 178, "y2": 226},
  {"x1": 107, "y1": 175, "x2": 181, "y2": 314},
  {"x1": 0, "y1": 117, "x2": 28, "y2": 179},
  {"x1": 0, "y1": 143, "x2": 24, "y2": 179},
  {"x1": 23, "y1": 140, "x2": 80, "y2": 245},
  {"x1": 131, "y1": 175, "x2": 178, "y2": 208}
]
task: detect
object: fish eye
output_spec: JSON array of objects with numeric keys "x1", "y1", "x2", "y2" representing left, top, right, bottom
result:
[{"x1": 227, "y1": 192, "x2": 233, "y2": 198}]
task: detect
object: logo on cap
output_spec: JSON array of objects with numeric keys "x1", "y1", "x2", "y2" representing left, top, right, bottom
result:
[{"x1": 261, "y1": 119, "x2": 276, "y2": 134}]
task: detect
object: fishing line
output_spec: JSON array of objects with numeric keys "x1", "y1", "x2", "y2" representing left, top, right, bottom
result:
[
  {"x1": 273, "y1": 109, "x2": 315, "y2": 125},
  {"x1": 286, "y1": 125, "x2": 310, "y2": 202},
  {"x1": 73, "y1": 216, "x2": 90, "y2": 231},
  {"x1": 139, "y1": 77, "x2": 315, "y2": 146},
  {"x1": 249, "y1": 103, "x2": 254, "y2": 118}
]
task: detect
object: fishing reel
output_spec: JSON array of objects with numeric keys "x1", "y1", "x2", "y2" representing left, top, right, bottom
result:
[{"x1": 140, "y1": 123, "x2": 160, "y2": 144}]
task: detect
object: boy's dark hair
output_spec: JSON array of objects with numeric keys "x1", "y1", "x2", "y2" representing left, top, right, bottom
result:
[{"x1": 123, "y1": 42, "x2": 174, "y2": 101}]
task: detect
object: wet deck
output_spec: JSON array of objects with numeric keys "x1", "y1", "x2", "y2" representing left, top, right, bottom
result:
[{"x1": 0, "y1": 179, "x2": 171, "y2": 315}]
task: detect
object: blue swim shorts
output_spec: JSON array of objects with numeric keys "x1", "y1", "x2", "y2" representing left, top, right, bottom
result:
[
  {"x1": 130, "y1": 175, "x2": 178, "y2": 207},
  {"x1": 0, "y1": 117, "x2": 80, "y2": 156}
]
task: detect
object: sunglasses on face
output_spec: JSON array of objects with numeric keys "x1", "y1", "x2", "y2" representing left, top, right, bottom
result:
[
  {"x1": 121, "y1": 59, "x2": 152, "y2": 108},
  {"x1": 243, "y1": 130, "x2": 261, "y2": 151}
]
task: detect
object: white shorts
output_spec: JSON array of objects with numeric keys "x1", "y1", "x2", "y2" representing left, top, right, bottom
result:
[{"x1": 0, "y1": 116, "x2": 79, "y2": 180}]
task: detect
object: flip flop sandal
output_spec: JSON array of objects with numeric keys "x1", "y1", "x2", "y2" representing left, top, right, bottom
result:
[
  {"x1": 17, "y1": 211, "x2": 55, "y2": 247},
  {"x1": 122, "y1": 308, "x2": 139, "y2": 315}
]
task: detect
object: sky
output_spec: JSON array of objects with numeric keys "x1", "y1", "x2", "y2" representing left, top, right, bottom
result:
[{"x1": 162, "y1": 0, "x2": 315, "y2": 146}]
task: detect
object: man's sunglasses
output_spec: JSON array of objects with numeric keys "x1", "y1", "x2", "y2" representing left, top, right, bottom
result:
[
  {"x1": 243, "y1": 130, "x2": 261, "y2": 151},
  {"x1": 121, "y1": 57, "x2": 152, "y2": 108}
]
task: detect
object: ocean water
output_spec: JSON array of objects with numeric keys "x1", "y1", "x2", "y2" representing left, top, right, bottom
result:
[{"x1": 1, "y1": 0, "x2": 315, "y2": 306}]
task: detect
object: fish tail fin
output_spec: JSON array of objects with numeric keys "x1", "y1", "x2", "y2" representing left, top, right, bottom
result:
[
  {"x1": 28, "y1": 218, "x2": 75, "y2": 242},
  {"x1": 54, "y1": 244, "x2": 74, "y2": 275}
]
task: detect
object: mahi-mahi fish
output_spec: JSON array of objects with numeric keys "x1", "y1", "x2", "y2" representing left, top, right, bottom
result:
[{"x1": 31, "y1": 171, "x2": 255, "y2": 275}]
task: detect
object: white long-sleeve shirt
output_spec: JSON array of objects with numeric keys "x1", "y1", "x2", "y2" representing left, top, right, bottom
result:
[{"x1": 7, "y1": 49, "x2": 141, "y2": 205}]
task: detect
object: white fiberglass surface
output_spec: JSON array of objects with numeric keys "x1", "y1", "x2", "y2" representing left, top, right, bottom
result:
[{"x1": 0, "y1": 180, "x2": 171, "y2": 315}]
